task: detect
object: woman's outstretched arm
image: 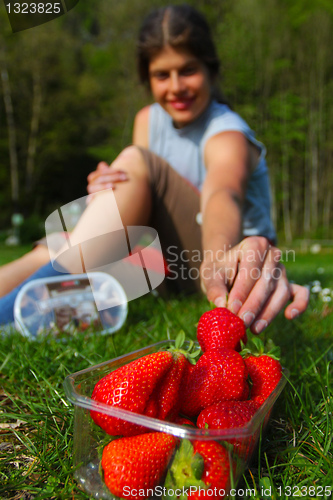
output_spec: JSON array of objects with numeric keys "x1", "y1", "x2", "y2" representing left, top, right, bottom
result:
[{"x1": 200, "y1": 130, "x2": 309, "y2": 333}]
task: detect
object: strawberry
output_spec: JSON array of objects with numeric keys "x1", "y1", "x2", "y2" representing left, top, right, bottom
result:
[
  {"x1": 239, "y1": 378, "x2": 250, "y2": 401},
  {"x1": 196, "y1": 400, "x2": 258, "y2": 431},
  {"x1": 189, "y1": 441, "x2": 230, "y2": 499},
  {"x1": 146, "y1": 332, "x2": 200, "y2": 421},
  {"x1": 90, "y1": 351, "x2": 173, "y2": 436},
  {"x1": 196, "y1": 400, "x2": 258, "y2": 459},
  {"x1": 180, "y1": 348, "x2": 248, "y2": 417},
  {"x1": 150, "y1": 352, "x2": 192, "y2": 421},
  {"x1": 165, "y1": 439, "x2": 230, "y2": 499},
  {"x1": 241, "y1": 335, "x2": 282, "y2": 407},
  {"x1": 197, "y1": 307, "x2": 247, "y2": 352},
  {"x1": 245, "y1": 354, "x2": 282, "y2": 406},
  {"x1": 101, "y1": 432, "x2": 177, "y2": 500},
  {"x1": 173, "y1": 416, "x2": 196, "y2": 427}
]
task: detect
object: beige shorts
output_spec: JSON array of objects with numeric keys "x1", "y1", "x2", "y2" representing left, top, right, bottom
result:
[{"x1": 138, "y1": 147, "x2": 202, "y2": 294}]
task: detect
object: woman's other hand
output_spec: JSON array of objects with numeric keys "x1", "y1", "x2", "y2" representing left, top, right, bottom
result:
[
  {"x1": 87, "y1": 160, "x2": 128, "y2": 198},
  {"x1": 200, "y1": 236, "x2": 309, "y2": 334}
]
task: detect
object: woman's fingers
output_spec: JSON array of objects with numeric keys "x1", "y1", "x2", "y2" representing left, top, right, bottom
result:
[
  {"x1": 230, "y1": 262, "x2": 309, "y2": 334},
  {"x1": 230, "y1": 262, "x2": 282, "y2": 327},
  {"x1": 247, "y1": 276, "x2": 309, "y2": 334},
  {"x1": 284, "y1": 283, "x2": 310, "y2": 319},
  {"x1": 87, "y1": 169, "x2": 129, "y2": 194},
  {"x1": 245, "y1": 265, "x2": 291, "y2": 333},
  {"x1": 201, "y1": 269, "x2": 230, "y2": 308},
  {"x1": 226, "y1": 238, "x2": 280, "y2": 319},
  {"x1": 87, "y1": 161, "x2": 110, "y2": 183},
  {"x1": 87, "y1": 150, "x2": 137, "y2": 194},
  {"x1": 200, "y1": 236, "x2": 309, "y2": 333},
  {"x1": 201, "y1": 237, "x2": 277, "y2": 312},
  {"x1": 200, "y1": 258, "x2": 237, "y2": 307}
]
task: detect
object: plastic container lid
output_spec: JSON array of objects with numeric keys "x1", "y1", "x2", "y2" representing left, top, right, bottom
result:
[{"x1": 14, "y1": 272, "x2": 128, "y2": 338}]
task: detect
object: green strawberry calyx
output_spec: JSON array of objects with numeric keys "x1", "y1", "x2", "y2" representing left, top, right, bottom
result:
[
  {"x1": 165, "y1": 439, "x2": 206, "y2": 500},
  {"x1": 240, "y1": 333, "x2": 281, "y2": 360},
  {"x1": 167, "y1": 330, "x2": 201, "y2": 365}
]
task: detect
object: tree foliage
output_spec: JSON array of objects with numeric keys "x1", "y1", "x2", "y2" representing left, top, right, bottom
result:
[{"x1": 0, "y1": 0, "x2": 332, "y2": 241}]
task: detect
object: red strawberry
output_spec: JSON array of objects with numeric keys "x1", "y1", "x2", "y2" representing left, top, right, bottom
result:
[
  {"x1": 245, "y1": 354, "x2": 282, "y2": 406},
  {"x1": 189, "y1": 441, "x2": 230, "y2": 499},
  {"x1": 173, "y1": 416, "x2": 196, "y2": 427},
  {"x1": 197, "y1": 307, "x2": 247, "y2": 352},
  {"x1": 146, "y1": 333, "x2": 200, "y2": 422},
  {"x1": 180, "y1": 348, "x2": 248, "y2": 417},
  {"x1": 165, "y1": 438, "x2": 230, "y2": 499},
  {"x1": 90, "y1": 351, "x2": 173, "y2": 436},
  {"x1": 150, "y1": 352, "x2": 192, "y2": 421},
  {"x1": 197, "y1": 400, "x2": 258, "y2": 460},
  {"x1": 197, "y1": 400, "x2": 258, "y2": 430},
  {"x1": 239, "y1": 378, "x2": 250, "y2": 401},
  {"x1": 101, "y1": 432, "x2": 177, "y2": 500}
]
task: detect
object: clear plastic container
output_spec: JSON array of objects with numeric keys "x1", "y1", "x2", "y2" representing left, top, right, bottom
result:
[
  {"x1": 63, "y1": 340, "x2": 288, "y2": 499},
  {"x1": 14, "y1": 272, "x2": 128, "y2": 338}
]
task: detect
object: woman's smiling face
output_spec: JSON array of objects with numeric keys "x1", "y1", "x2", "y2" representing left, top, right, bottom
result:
[{"x1": 148, "y1": 45, "x2": 212, "y2": 128}]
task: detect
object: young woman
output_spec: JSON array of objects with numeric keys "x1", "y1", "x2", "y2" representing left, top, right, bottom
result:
[{"x1": 0, "y1": 4, "x2": 309, "y2": 330}]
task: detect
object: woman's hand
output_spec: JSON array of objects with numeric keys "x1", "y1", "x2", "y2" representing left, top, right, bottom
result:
[
  {"x1": 200, "y1": 236, "x2": 309, "y2": 334},
  {"x1": 87, "y1": 161, "x2": 128, "y2": 197}
]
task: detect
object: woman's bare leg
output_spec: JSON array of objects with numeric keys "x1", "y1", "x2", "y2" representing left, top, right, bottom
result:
[
  {"x1": 54, "y1": 146, "x2": 152, "y2": 273},
  {"x1": 0, "y1": 147, "x2": 151, "y2": 295},
  {"x1": 0, "y1": 245, "x2": 51, "y2": 297}
]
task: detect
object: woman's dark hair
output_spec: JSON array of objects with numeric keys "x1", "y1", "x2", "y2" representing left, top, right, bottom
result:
[{"x1": 137, "y1": 4, "x2": 220, "y2": 86}]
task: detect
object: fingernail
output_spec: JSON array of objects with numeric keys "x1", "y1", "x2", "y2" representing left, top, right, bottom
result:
[
  {"x1": 242, "y1": 311, "x2": 255, "y2": 327},
  {"x1": 215, "y1": 297, "x2": 226, "y2": 308},
  {"x1": 120, "y1": 173, "x2": 128, "y2": 180},
  {"x1": 291, "y1": 308, "x2": 299, "y2": 319},
  {"x1": 254, "y1": 319, "x2": 268, "y2": 334},
  {"x1": 230, "y1": 299, "x2": 242, "y2": 315}
]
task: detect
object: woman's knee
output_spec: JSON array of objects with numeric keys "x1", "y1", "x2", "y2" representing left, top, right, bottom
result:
[{"x1": 112, "y1": 146, "x2": 149, "y2": 180}]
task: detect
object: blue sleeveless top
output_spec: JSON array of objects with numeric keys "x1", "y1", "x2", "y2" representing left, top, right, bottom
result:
[{"x1": 148, "y1": 100, "x2": 276, "y2": 242}]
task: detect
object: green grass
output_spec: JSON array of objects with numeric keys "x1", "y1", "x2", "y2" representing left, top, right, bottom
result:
[{"x1": 0, "y1": 247, "x2": 332, "y2": 499}]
